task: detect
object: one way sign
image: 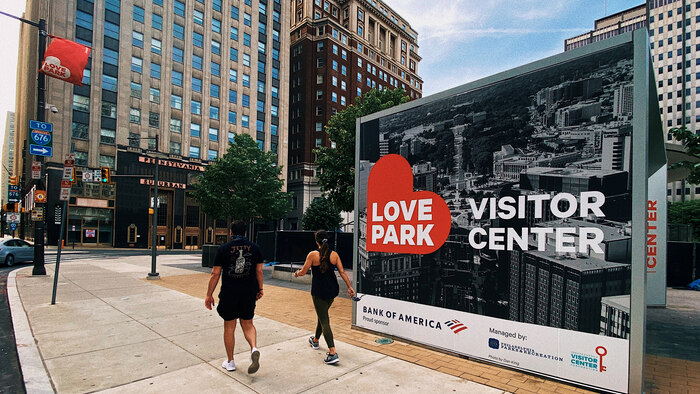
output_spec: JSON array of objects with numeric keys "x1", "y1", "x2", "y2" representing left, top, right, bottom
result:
[{"x1": 30, "y1": 145, "x2": 53, "y2": 157}]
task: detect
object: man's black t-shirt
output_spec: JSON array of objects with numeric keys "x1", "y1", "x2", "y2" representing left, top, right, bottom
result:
[{"x1": 213, "y1": 236, "x2": 263, "y2": 297}]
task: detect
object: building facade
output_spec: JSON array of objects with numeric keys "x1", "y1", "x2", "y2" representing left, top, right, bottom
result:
[
  {"x1": 286, "y1": 0, "x2": 422, "y2": 229},
  {"x1": 565, "y1": 1, "x2": 700, "y2": 201},
  {"x1": 2, "y1": 112, "x2": 16, "y2": 208},
  {"x1": 14, "y1": 0, "x2": 289, "y2": 247}
]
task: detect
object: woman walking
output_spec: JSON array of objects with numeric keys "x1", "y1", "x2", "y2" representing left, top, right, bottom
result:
[{"x1": 294, "y1": 230, "x2": 355, "y2": 364}]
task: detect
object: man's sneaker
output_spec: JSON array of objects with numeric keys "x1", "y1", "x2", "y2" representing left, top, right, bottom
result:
[
  {"x1": 221, "y1": 359, "x2": 236, "y2": 371},
  {"x1": 248, "y1": 349, "x2": 260, "y2": 374},
  {"x1": 324, "y1": 352, "x2": 339, "y2": 364},
  {"x1": 309, "y1": 336, "x2": 320, "y2": 350}
]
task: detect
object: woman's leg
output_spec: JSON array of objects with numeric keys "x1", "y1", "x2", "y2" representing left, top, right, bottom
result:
[{"x1": 312, "y1": 296, "x2": 335, "y2": 353}]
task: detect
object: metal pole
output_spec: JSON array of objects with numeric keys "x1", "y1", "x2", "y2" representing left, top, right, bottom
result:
[
  {"x1": 32, "y1": 18, "x2": 47, "y2": 276},
  {"x1": 51, "y1": 200, "x2": 67, "y2": 304},
  {"x1": 148, "y1": 134, "x2": 159, "y2": 279}
]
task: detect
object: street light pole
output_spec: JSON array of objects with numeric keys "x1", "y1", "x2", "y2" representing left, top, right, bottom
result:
[
  {"x1": 32, "y1": 18, "x2": 47, "y2": 276},
  {"x1": 148, "y1": 134, "x2": 159, "y2": 279}
]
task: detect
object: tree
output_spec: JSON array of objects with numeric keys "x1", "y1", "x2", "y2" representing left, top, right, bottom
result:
[
  {"x1": 315, "y1": 88, "x2": 409, "y2": 212},
  {"x1": 301, "y1": 196, "x2": 342, "y2": 231},
  {"x1": 668, "y1": 199, "x2": 700, "y2": 241},
  {"x1": 192, "y1": 133, "x2": 291, "y2": 221},
  {"x1": 669, "y1": 126, "x2": 700, "y2": 184}
]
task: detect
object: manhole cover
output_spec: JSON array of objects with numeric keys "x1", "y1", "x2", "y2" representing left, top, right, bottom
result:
[{"x1": 375, "y1": 337, "x2": 394, "y2": 345}]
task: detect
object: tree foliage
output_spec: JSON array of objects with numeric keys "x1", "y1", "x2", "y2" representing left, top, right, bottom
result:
[
  {"x1": 668, "y1": 199, "x2": 700, "y2": 241},
  {"x1": 192, "y1": 133, "x2": 291, "y2": 221},
  {"x1": 669, "y1": 126, "x2": 700, "y2": 184},
  {"x1": 315, "y1": 88, "x2": 409, "y2": 212},
  {"x1": 301, "y1": 196, "x2": 342, "y2": 231}
]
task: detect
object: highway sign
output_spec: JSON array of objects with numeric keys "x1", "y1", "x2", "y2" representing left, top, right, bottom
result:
[
  {"x1": 31, "y1": 130, "x2": 51, "y2": 145},
  {"x1": 30, "y1": 145, "x2": 52, "y2": 157},
  {"x1": 9, "y1": 223, "x2": 17, "y2": 231},
  {"x1": 82, "y1": 171, "x2": 94, "y2": 182},
  {"x1": 8, "y1": 185, "x2": 20, "y2": 203},
  {"x1": 29, "y1": 120, "x2": 53, "y2": 131},
  {"x1": 6, "y1": 212, "x2": 20, "y2": 223}
]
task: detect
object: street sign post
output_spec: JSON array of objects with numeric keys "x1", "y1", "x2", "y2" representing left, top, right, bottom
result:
[{"x1": 7, "y1": 185, "x2": 20, "y2": 203}]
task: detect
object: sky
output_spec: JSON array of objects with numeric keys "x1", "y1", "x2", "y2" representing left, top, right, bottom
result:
[{"x1": 0, "y1": 0, "x2": 644, "y2": 158}]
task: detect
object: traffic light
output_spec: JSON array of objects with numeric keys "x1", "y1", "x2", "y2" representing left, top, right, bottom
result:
[
  {"x1": 100, "y1": 167, "x2": 111, "y2": 183},
  {"x1": 9, "y1": 175, "x2": 17, "y2": 185},
  {"x1": 3, "y1": 203, "x2": 14, "y2": 212},
  {"x1": 70, "y1": 168, "x2": 77, "y2": 184}
]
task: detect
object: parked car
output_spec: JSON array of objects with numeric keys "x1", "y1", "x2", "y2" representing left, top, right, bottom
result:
[{"x1": 0, "y1": 238, "x2": 34, "y2": 266}]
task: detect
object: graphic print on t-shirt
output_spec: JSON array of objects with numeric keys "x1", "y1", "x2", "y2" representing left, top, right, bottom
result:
[{"x1": 226, "y1": 245, "x2": 253, "y2": 278}]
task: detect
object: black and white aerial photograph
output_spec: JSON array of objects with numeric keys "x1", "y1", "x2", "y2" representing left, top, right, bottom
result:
[{"x1": 358, "y1": 43, "x2": 636, "y2": 338}]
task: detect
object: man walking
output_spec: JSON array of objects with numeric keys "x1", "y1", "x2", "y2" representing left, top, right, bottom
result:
[{"x1": 205, "y1": 220, "x2": 263, "y2": 374}]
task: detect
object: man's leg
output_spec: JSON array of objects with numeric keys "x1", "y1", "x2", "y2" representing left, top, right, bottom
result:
[
  {"x1": 239, "y1": 319, "x2": 257, "y2": 349},
  {"x1": 224, "y1": 319, "x2": 237, "y2": 361}
]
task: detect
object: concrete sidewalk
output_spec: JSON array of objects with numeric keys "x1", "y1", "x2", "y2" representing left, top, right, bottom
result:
[{"x1": 8, "y1": 256, "x2": 503, "y2": 393}]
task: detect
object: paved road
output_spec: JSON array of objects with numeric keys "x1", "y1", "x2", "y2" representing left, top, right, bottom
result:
[{"x1": 0, "y1": 266, "x2": 26, "y2": 394}]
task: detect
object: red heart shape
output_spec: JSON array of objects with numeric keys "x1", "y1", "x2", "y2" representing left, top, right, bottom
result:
[{"x1": 366, "y1": 154, "x2": 451, "y2": 254}]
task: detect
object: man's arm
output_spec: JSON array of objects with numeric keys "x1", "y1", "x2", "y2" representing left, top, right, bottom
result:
[
  {"x1": 255, "y1": 263, "x2": 264, "y2": 300},
  {"x1": 205, "y1": 266, "x2": 222, "y2": 310}
]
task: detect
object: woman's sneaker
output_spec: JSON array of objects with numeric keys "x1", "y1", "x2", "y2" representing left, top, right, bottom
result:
[
  {"x1": 221, "y1": 359, "x2": 236, "y2": 371},
  {"x1": 324, "y1": 352, "x2": 339, "y2": 364},
  {"x1": 309, "y1": 336, "x2": 319, "y2": 350}
]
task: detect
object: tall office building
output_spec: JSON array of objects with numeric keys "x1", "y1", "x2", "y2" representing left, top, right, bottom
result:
[
  {"x1": 2, "y1": 112, "x2": 16, "y2": 208},
  {"x1": 564, "y1": 1, "x2": 700, "y2": 201},
  {"x1": 286, "y1": 0, "x2": 422, "y2": 229},
  {"x1": 14, "y1": 0, "x2": 289, "y2": 247}
]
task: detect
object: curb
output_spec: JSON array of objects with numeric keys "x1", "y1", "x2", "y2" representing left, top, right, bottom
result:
[{"x1": 7, "y1": 269, "x2": 55, "y2": 394}]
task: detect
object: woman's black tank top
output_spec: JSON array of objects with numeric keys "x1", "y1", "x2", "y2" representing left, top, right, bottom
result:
[{"x1": 311, "y1": 252, "x2": 340, "y2": 300}]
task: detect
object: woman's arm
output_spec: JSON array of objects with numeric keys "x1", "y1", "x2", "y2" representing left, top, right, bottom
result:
[
  {"x1": 294, "y1": 251, "x2": 315, "y2": 277},
  {"x1": 332, "y1": 252, "x2": 355, "y2": 297}
]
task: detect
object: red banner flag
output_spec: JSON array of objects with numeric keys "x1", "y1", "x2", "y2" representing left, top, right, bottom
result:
[{"x1": 39, "y1": 37, "x2": 91, "y2": 86}]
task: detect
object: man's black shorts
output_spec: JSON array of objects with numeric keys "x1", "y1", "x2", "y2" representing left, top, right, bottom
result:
[{"x1": 217, "y1": 293, "x2": 256, "y2": 321}]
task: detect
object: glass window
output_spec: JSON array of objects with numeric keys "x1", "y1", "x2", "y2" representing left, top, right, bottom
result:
[
  {"x1": 133, "y1": 6, "x2": 145, "y2": 23},
  {"x1": 231, "y1": 5, "x2": 239, "y2": 20},
  {"x1": 211, "y1": 61, "x2": 220, "y2": 76},
  {"x1": 243, "y1": 33, "x2": 251, "y2": 47},
  {"x1": 193, "y1": 32, "x2": 203, "y2": 47},
  {"x1": 213, "y1": 0, "x2": 222, "y2": 12},
  {"x1": 132, "y1": 31, "x2": 144, "y2": 47},
  {"x1": 242, "y1": 115, "x2": 249, "y2": 128},
  {"x1": 210, "y1": 106, "x2": 219, "y2": 120},
  {"x1": 173, "y1": 23, "x2": 185, "y2": 40},
  {"x1": 190, "y1": 122, "x2": 201, "y2": 137},
  {"x1": 210, "y1": 83, "x2": 220, "y2": 98},
  {"x1": 130, "y1": 82, "x2": 142, "y2": 98},
  {"x1": 72, "y1": 122, "x2": 89, "y2": 140},
  {"x1": 209, "y1": 127, "x2": 218, "y2": 141},
  {"x1": 152, "y1": 13, "x2": 163, "y2": 30},
  {"x1": 256, "y1": 120, "x2": 264, "y2": 132},
  {"x1": 104, "y1": 48, "x2": 119, "y2": 65},
  {"x1": 172, "y1": 70, "x2": 183, "y2": 86},
  {"x1": 229, "y1": 69, "x2": 238, "y2": 82},
  {"x1": 149, "y1": 87, "x2": 160, "y2": 103},
  {"x1": 230, "y1": 48, "x2": 238, "y2": 61},
  {"x1": 129, "y1": 108, "x2": 141, "y2": 123},
  {"x1": 208, "y1": 149, "x2": 218, "y2": 160},
  {"x1": 192, "y1": 77, "x2": 202, "y2": 92},
  {"x1": 228, "y1": 111, "x2": 237, "y2": 124},
  {"x1": 149, "y1": 112, "x2": 159, "y2": 127},
  {"x1": 171, "y1": 94, "x2": 182, "y2": 109},
  {"x1": 191, "y1": 100, "x2": 202, "y2": 115},
  {"x1": 229, "y1": 89, "x2": 237, "y2": 103},
  {"x1": 131, "y1": 56, "x2": 142, "y2": 72},
  {"x1": 189, "y1": 146, "x2": 200, "y2": 158},
  {"x1": 104, "y1": 21, "x2": 120, "y2": 40},
  {"x1": 271, "y1": 86, "x2": 278, "y2": 98},
  {"x1": 230, "y1": 26, "x2": 239, "y2": 41},
  {"x1": 76, "y1": 10, "x2": 93, "y2": 29},
  {"x1": 151, "y1": 38, "x2": 162, "y2": 54},
  {"x1": 99, "y1": 154, "x2": 115, "y2": 168},
  {"x1": 72, "y1": 94, "x2": 90, "y2": 112},
  {"x1": 174, "y1": 0, "x2": 185, "y2": 17},
  {"x1": 193, "y1": 54, "x2": 203, "y2": 69},
  {"x1": 173, "y1": 46, "x2": 184, "y2": 63},
  {"x1": 100, "y1": 129, "x2": 116, "y2": 144},
  {"x1": 242, "y1": 74, "x2": 250, "y2": 87},
  {"x1": 170, "y1": 141, "x2": 181, "y2": 155},
  {"x1": 212, "y1": 40, "x2": 221, "y2": 55},
  {"x1": 101, "y1": 102, "x2": 117, "y2": 118},
  {"x1": 212, "y1": 18, "x2": 221, "y2": 33},
  {"x1": 102, "y1": 74, "x2": 118, "y2": 91},
  {"x1": 243, "y1": 53, "x2": 251, "y2": 67},
  {"x1": 150, "y1": 63, "x2": 161, "y2": 79},
  {"x1": 170, "y1": 118, "x2": 182, "y2": 133},
  {"x1": 242, "y1": 94, "x2": 250, "y2": 107},
  {"x1": 194, "y1": 10, "x2": 204, "y2": 25},
  {"x1": 244, "y1": 12, "x2": 251, "y2": 26}
]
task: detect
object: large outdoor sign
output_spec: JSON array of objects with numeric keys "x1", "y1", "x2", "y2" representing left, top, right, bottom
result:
[{"x1": 354, "y1": 31, "x2": 663, "y2": 393}]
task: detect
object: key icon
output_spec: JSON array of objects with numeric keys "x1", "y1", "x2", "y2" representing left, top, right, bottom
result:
[{"x1": 595, "y1": 346, "x2": 607, "y2": 372}]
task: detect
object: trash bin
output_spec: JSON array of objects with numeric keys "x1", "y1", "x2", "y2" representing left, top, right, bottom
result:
[{"x1": 201, "y1": 245, "x2": 219, "y2": 268}]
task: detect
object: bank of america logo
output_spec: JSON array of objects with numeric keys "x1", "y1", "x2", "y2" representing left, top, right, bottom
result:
[{"x1": 445, "y1": 319, "x2": 468, "y2": 334}]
